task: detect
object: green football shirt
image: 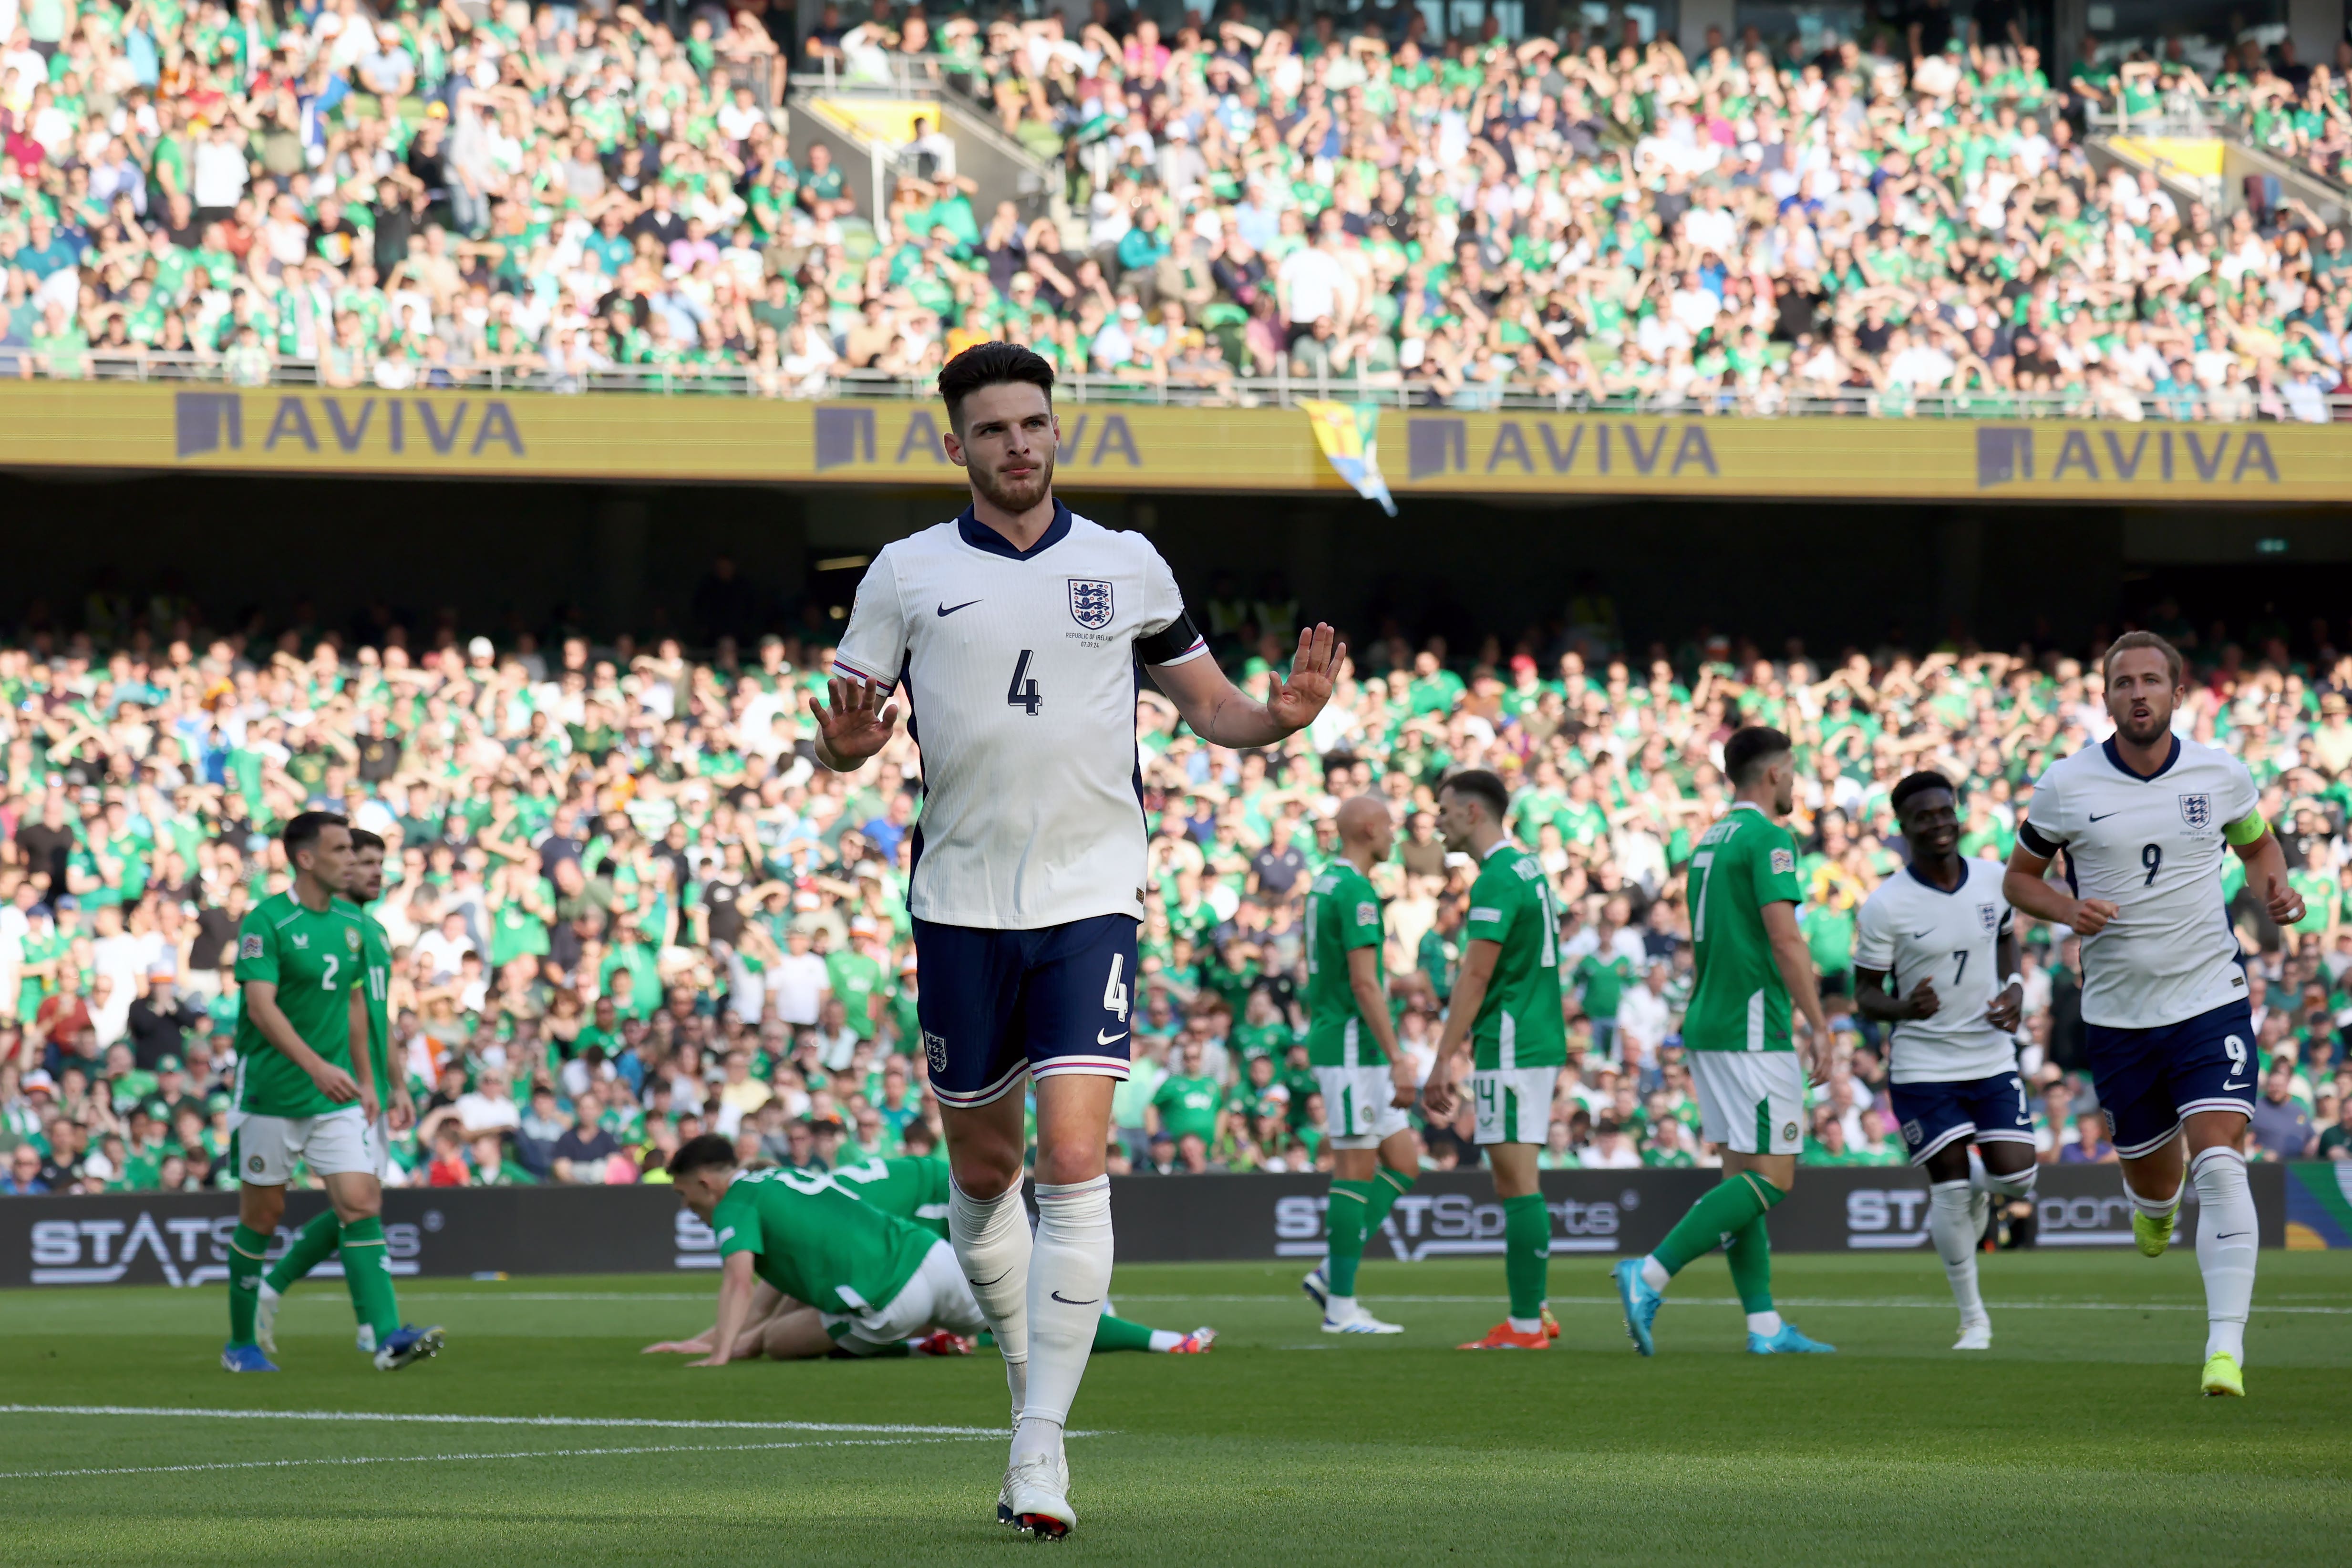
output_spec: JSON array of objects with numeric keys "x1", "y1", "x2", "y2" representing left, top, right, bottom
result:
[
  {"x1": 337, "y1": 897, "x2": 393, "y2": 1094},
  {"x1": 1683, "y1": 803, "x2": 1803, "y2": 1053},
  {"x1": 824, "y1": 1154, "x2": 952, "y2": 1239},
  {"x1": 1463, "y1": 842, "x2": 1567, "y2": 1070},
  {"x1": 711, "y1": 1166, "x2": 934, "y2": 1317},
  {"x1": 233, "y1": 892, "x2": 364, "y2": 1117},
  {"x1": 1152, "y1": 1073, "x2": 1223, "y2": 1142},
  {"x1": 1305, "y1": 861, "x2": 1387, "y2": 1066}
]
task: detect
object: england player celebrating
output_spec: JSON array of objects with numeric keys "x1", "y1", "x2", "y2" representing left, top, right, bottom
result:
[
  {"x1": 2003, "y1": 633, "x2": 2302, "y2": 1398},
  {"x1": 810, "y1": 343, "x2": 1340, "y2": 1537},
  {"x1": 1854, "y1": 772, "x2": 2034, "y2": 1351}
]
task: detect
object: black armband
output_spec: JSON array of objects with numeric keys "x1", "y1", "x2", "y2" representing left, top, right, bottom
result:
[
  {"x1": 1136, "y1": 609, "x2": 1206, "y2": 666},
  {"x1": 2016, "y1": 820, "x2": 2063, "y2": 858}
]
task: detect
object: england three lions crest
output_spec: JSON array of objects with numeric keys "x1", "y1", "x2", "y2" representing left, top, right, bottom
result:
[
  {"x1": 1068, "y1": 578, "x2": 1115, "y2": 630},
  {"x1": 2179, "y1": 793, "x2": 2212, "y2": 830}
]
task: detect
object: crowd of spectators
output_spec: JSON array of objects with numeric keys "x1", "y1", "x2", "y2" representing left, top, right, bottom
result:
[
  {"x1": 9, "y1": 0, "x2": 2352, "y2": 415},
  {"x1": 1, "y1": 568, "x2": 2351, "y2": 1199}
]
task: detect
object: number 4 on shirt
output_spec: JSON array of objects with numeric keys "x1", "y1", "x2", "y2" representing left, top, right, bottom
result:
[{"x1": 1007, "y1": 650, "x2": 1042, "y2": 715}]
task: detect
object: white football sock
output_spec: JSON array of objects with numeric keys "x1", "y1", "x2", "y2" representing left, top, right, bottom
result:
[
  {"x1": 1966, "y1": 1147, "x2": 1989, "y2": 1194},
  {"x1": 1146, "y1": 1329, "x2": 1184, "y2": 1352},
  {"x1": 949, "y1": 1177, "x2": 1032, "y2": 1412},
  {"x1": 2122, "y1": 1172, "x2": 2182, "y2": 1220},
  {"x1": 1983, "y1": 1163, "x2": 2039, "y2": 1200},
  {"x1": 1324, "y1": 1294, "x2": 1356, "y2": 1317},
  {"x1": 1929, "y1": 1179, "x2": 1986, "y2": 1322},
  {"x1": 2190, "y1": 1146, "x2": 2257, "y2": 1366},
  {"x1": 1746, "y1": 1311, "x2": 1782, "y2": 1337},
  {"x1": 1639, "y1": 1256, "x2": 1671, "y2": 1292},
  {"x1": 1011, "y1": 1175, "x2": 1113, "y2": 1465}
]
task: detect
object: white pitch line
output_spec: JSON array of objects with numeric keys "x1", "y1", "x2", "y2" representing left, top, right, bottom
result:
[
  {"x1": 1109, "y1": 1293, "x2": 2352, "y2": 1315},
  {"x1": 0, "y1": 1434, "x2": 972, "y2": 1484},
  {"x1": 0, "y1": 1405, "x2": 1032, "y2": 1436}
]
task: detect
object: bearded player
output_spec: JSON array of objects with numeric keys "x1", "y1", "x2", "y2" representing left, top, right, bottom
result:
[
  {"x1": 810, "y1": 342, "x2": 1339, "y2": 1537},
  {"x1": 2004, "y1": 632, "x2": 2301, "y2": 1397}
]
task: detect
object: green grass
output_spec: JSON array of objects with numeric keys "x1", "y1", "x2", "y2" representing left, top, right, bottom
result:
[{"x1": 4, "y1": 1251, "x2": 2350, "y2": 1565}]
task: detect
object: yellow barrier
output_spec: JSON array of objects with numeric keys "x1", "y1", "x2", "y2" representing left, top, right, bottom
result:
[{"x1": 2, "y1": 382, "x2": 2347, "y2": 503}]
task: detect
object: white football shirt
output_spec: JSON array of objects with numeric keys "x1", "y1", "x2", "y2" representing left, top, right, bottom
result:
[
  {"x1": 830, "y1": 502, "x2": 1207, "y2": 931},
  {"x1": 2019, "y1": 735, "x2": 2259, "y2": 1030},
  {"x1": 1852, "y1": 856, "x2": 2017, "y2": 1083}
]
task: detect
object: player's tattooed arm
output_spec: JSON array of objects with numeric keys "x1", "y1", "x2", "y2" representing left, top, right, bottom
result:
[
  {"x1": 347, "y1": 981, "x2": 379, "y2": 1126},
  {"x1": 1149, "y1": 623, "x2": 1345, "y2": 747},
  {"x1": 1760, "y1": 901, "x2": 1831, "y2": 1086}
]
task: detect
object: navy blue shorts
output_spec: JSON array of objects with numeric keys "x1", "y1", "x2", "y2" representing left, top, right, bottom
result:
[
  {"x1": 1890, "y1": 1072, "x2": 2034, "y2": 1165},
  {"x1": 912, "y1": 914, "x2": 1137, "y2": 1109},
  {"x1": 2084, "y1": 999, "x2": 2258, "y2": 1159}
]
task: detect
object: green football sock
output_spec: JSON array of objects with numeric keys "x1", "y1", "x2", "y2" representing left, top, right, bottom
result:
[
  {"x1": 339, "y1": 1217, "x2": 401, "y2": 1342},
  {"x1": 264, "y1": 1210, "x2": 341, "y2": 1295},
  {"x1": 1090, "y1": 1314, "x2": 1156, "y2": 1354},
  {"x1": 1651, "y1": 1170, "x2": 1782, "y2": 1277},
  {"x1": 227, "y1": 1224, "x2": 271, "y2": 1346},
  {"x1": 1364, "y1": 1166, "x2": 1414, "y2": 1236},
  {"x1": 1324, "y1": 1180, "x2": 1375, "y2": 1298},
  {"x1": 1724, "y1": 1213, "x2": 1774, "y2": 1314},
  {"x1": 1502, "y1": 1193, "x2": 1550, "y2": 1321}
]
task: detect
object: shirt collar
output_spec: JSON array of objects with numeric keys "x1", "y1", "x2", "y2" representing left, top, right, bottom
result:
[
  {"x1": 957, "y1": 499, "x2": 1071, "y2": 560},
  {"x1": 2100, "y1": 732, "x2": 2181, "y2": 780},
  {"x1": 1481, "y1": 836, "x2": 1514, "y2": 861}
]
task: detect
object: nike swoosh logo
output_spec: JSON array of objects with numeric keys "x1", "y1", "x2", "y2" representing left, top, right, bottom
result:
[
  {"x1": 2088, "y1": 811, "x2": 2119, "y2": 821},
  {"x1": 1050, "y1": 1291, "x2": 1101, "y2": 1306},
  {"x1": 971, "y1": 1269, "x2": 1014, "y2": 1289},
  {"x1": 937, "y1": 599, "x2": 982, "y2": 617},
  {"x1": 1908, "y1": 929, "x2": 1935, "y2": 939},
  {"x1": 2216, "y1": 1231, "x2": 2250, "y2": 1240},
  {"x1": 2221, "y1": 1080, "x2": 2250, "y2": 1091},
  {"x1": 1097, "y1": 1029, "x2": 1128, "y2": 1046}
]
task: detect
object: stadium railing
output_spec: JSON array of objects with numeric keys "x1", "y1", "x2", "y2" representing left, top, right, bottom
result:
[{"x1": 11, "y1": 350, "x2": 2349, "y2": 423}]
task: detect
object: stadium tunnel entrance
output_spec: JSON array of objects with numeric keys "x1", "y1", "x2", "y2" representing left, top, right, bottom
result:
[{"x1": 5, "y1": 467, "x2": 2346, "y2": 661}]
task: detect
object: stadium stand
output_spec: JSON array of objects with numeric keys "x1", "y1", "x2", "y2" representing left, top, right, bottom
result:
[
  {"x1": 0, "y1": 585, "x2": 2347, "y2": 1198},
  {"x1": 8, "y1": 1, "x2": 2352, "y2": 417}
]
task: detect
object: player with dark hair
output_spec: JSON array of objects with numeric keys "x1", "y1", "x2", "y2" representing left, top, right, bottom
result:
[
  {"x1": 1614, "y1": 727, "x2": 1836, "y2": 1356},
  {"x1": 1423, "y1": 769, "x2": 1566, "y2": 1351},
  {"x1": 223, "y1": 812, "x2": 440, "y2": 1372},
  {"x1": 256, "y1": 827, "x2": 409, "y2": 1356},
  {"x1": 1854, "y1": 771, "x2": 2033, "y2": 1350},
  {"x1": 2004, "y1": 632, "x2": 2303, "y2": 1397},
  {"x1": 811, "y1": 341, "x2": 1339, "y2": 1535},
  {"x1": 664, "y1": 1134, "x2": 987, "y2": 1364}
]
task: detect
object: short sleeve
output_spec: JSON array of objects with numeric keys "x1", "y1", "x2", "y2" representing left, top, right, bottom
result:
[
  {"x1": 2219, "y1": 755, "x2": 2261, "y2": 829},
  {"x1": 1464, "y1": 869, "x2": 1518, "y2": 944},
  {"x1": 713, "y1": 1189, "x2": 762, "y2": 1259},
  {"x1": 1851, "y1": 892, "x2": 1894, "y2": 971},
  {"x1": 1750, "y1": 828, "x2": 1801, "y2": 906},
  {"x1": 1341, "y1": 879, "x2": 1382, "y2": 950},
  {"x1": 2019, "y1": 763, "x2": 2068, "y2": 855},
  {"x1": 1135, "y1": 539, "x2": 1206, "y2": 667},
  {"x1": 831, "y1": 548, "x2": 907, "y2": 692},
  {"x1": 234, "y1": 909, "x2": 279, "y2": 984}
]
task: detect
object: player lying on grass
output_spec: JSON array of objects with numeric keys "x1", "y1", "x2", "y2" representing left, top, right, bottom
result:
[
  {"x1": 649, "y1": 1145, "x2": 1213, "y2": 1360},
  {"x1": 1854, "y1": 772, "x2": 2036, "y2": 1352},
  {"x1": 666, "y1": 1134, "x2": 987, "y2": 1365}
]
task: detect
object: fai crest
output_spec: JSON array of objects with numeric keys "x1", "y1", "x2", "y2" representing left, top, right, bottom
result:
[
  {"x1": 1067, "y1": 578, "x2": 1115, "y2": 630},
  {"x1": 2178, "y1": 793, "x2": 2213, "y2": 830},
  {"x1": 1979, "y1": 902, "x2": 1999, "y2": 933}
]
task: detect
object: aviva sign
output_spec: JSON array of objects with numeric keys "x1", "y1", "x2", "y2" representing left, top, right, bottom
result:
[{"x1": 2, "y1": 382, "x2": 2351, "y2": 502}]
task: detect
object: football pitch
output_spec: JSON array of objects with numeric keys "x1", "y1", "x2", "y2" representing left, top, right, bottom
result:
[{"x1": 5, "y1": 1251, "x2": 2348, "y2": 1567}]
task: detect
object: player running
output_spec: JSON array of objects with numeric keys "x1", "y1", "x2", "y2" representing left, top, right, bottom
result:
[
  {"x1": 255, "y1": 827, "x2": 410, "y2": 1357},
  {"x1": 1298, "y1": 795, "x2": 1419, "y2": 1335},
  {"x1": 2003, "y1": 632, "x2": 2302, "y2": 1398},
  {"x1": 1422, "y1": 770, "x2": 1565, "y2": 1351},
  {"x1": 664, "y1": 1135, "x2": 989, "y2": 1364},
  {"x1": 648, "y1": 1147, "x2": 1215, "y2": 1360},
  {"x1": 1613, "y1": 727, "x2": 1836, "y2": 1357},
  {"x1": 811, "y1": 342, "x2": 1338, "y2": 1537},
  {"x1": 1854, "y1": 773, "x2": 2035, "y2": 1351},
  {"x1": 221, "y1": 812, "x2": 440, "y2": 1373}
]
